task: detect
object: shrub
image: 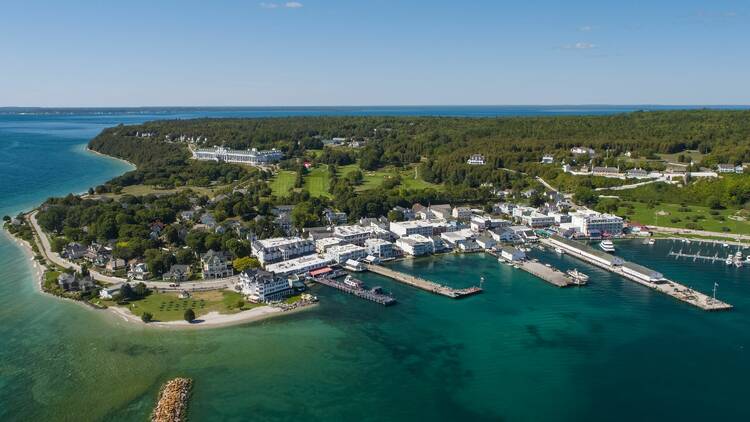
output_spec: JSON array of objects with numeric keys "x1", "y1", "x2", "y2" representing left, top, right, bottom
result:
[
  {"x1": 184, "y1": 308, "x2": 195, "y2": 322},
  {"x1": 141, "y1": 312, "x2": 153, "y2": 323}
]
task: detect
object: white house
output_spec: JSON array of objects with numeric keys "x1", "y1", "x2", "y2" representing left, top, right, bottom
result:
[
  {"x1": 239, "y1": 269, "x2": 292, "y2": 302},
  {"x1": 200, "y1": 250, "x2": 233, "y2": 279},
  {"x1": 500, "y1": 246, "x2": 525, "y2": 262},
  {"x1": 467, "y1": 154, "x2": 486, "y2": 165},
  {"x1": 541, "y1": 155, "x2": 554, "y2": 164},
  {"x1": 396, "y1": 235, "x2": 434, "y2": 256}
]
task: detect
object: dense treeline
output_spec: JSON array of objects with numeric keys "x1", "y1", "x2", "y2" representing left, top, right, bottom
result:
[{"x1": 605, "y1": 175, "x2": 750, "y2": 209}]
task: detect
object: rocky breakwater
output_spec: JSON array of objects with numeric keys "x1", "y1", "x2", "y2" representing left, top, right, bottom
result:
[{"x1": 151, "y1": 377, "x2": 192, "y2": 422}]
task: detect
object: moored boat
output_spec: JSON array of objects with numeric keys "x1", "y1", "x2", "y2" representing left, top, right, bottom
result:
[
  {"x1": 599, "y1": 240, "x2": 615, "y2": 253},
  {"x1": 566, "y1": 268, "x2": 589, "y2": 284}
]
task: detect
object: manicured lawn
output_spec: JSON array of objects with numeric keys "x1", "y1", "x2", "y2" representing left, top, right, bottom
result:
[
  {"x1": 123, "y1": 290, "x2": 260, "y2": 322},
  {"x1": 44, "y1": 271, "x2": 60, "y2": 290},
  {"x1": 303, "y1": 166, "x2": 332, "y2": 198},
  {"x1": 270, "y1": 170, "x2": 297, "y2": 196},
  {"x1": 101, "y1": 184, "x2": 219, "y2": 198},
  {"x1": 616, "y1": 201, "x2": 750, "y2": 235}
]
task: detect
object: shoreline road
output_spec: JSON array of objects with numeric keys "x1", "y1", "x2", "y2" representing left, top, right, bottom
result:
[
  {"x1": 28, "y1": 211, "x2": 237, "y2": 291},
  {"x1": 649, "y1": 225, "x2": 750, "y2": 242}
]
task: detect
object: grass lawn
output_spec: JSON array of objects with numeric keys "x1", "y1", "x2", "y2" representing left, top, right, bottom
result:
[
  {"x1": 303, "y1": 166, "x2": 332, "y2": 198},
  {"x1": 44, "y1": 271, "x2": 60, "y2": 290},
  {"x1": 270, "y1": 170, "x2": 297, "y2": 196},
  {"x1": 616, "y1": 201, "x2": 750, "y2": 235},
  {"x1": 657, "y1": 150, "x2": 705, "y2": 164},
  {"x1": 121, "y1": 290, "x2": 261, "y2": 322},
  {"x1": 100, "y1": 184, "x2": 219, "y2": 198}
]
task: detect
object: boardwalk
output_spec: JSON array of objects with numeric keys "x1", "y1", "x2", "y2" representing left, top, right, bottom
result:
[
  {"x1": 314, "y1": 277, "x2": 396, "y2": 306},
  {"x1": 366, "y1": 264, "x2": 482, "y2": 299}
]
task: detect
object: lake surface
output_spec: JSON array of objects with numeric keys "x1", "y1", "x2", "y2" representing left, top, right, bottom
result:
[{"x1": 1, "y1": 107, "x2": 749, "y2": 421}]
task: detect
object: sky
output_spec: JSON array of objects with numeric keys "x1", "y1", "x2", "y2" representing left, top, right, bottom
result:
[{"x1": 1, "y1": 0, "x2": 748, "y2": 106}]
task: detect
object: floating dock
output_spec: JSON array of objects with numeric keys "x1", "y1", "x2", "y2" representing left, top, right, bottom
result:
[
  {"x1": 314, "y1": 277, "x2": 396, "y2": 306},
  {"x1": 542, "y1": 236, "x2": 732, "y2": 311},
  {"x1": 366, "y1": 264, "x2": 482, "y2": 299},
  {"x1": 668, "y1": 250, "x2": 740, "y2": 264}
]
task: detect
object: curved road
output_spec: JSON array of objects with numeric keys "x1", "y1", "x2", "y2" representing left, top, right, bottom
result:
[{"x1": 29, "y1": 211, "x2": 236, "y2": 291}]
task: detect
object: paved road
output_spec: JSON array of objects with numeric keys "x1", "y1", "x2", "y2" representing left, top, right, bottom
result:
[
  {"x1": 29, "y1": 211, "x2": 236, "y2": 290},
  {"x1": 649, "y1": 224, "x2": 750, "y2": 243}
]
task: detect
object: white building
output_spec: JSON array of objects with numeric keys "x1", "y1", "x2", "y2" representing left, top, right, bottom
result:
[
  {"x1": 239, "y1": 269, "x2": 292, "y2": 302},
  {"x1": 521, "y1": 212, "x2": 555, "y2": 228},
  {"x1": 264, "y1": 255, "x2": 334, "y2": 277},
  {"x1": 396, "y1": 234, "x2": 434, "y2": 256},
  {"x1": 475, "y1": 235, "x2": 497, "y2": 250},
  {"x1": 452, "y1": 207, "x2": 473, "y2": 220},
  {"x1": 252, "y1": 237, "x2": 315, "y2": 265},
  {"x1": 547, "y1": 235, "x2": 624, "y2": 268},
  {"x1": 541, "y1": 154, "x2": 554, "y2": 164},
  {"x1": 365, "y1": 238, "x2": 395, "y2": 258},
  {"x1": 571, "y1": 147, "x2": 595, "y2": 156},
  {"x1": 621, "y1": 262, "x2": 665, "y2": 283},
  {"x1": 570, "y1": 210, "x2": 624, "y2": 236},
  {"x1": 389, "y1": 220, "x2": 436, "y2": 238},
  {"x1": 467, "y1": 154, "x2": 486, "y2": 165},
  {"x1": 548, "y1": 212, "x2": 572, "y2": 224},
  {"x1": 325, "y1": 244, "x2": 367, "y2": 264},
  {"x1": 500, "y1": 246, "x2": 525, "y2": 262},
  {"x1": 315, "y1": 237, "x2": 345, "y2": 254},
  {"x1": 333, "y1": 224, "x2": 390, "y2": 245},
  {"x1": 441, "y1": 230, "x2": 476, "y2": 251},
  {"x1": 193, "y1": 146, "x2": 283, "y2": 165},
  {"x1": 200, "y1": 250, "x2": 233, "y2": 279}
]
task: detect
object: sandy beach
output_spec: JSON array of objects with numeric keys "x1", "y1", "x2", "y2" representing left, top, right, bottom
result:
[
  {"x1": 2, "y1": 227, "x2": 46, "y2": 292},
  {"x1": 107, "y1": 302, "x2": 317, "y2": 330}
]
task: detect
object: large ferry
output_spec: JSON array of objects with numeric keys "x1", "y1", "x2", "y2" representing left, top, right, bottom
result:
[
  {"x1": 566, "y1": 268, "x2": 589, "y2": 285},
  {"x1": 599, "y1": 240, "x2": 616, "y2": 253}
]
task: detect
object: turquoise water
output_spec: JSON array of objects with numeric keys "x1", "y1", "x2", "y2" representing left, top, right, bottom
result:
[{"x1": 1, "y1": 108, "x2": 750, "y2": 421}]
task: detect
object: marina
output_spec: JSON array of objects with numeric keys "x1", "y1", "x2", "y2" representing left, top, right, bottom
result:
[
  {"x1": 313, "y1": 275, "x2": 396, "y2": 306},
  {"x1": 543, "y1": 235, "x2": 733, "y2": 311},
  {"x1": 366, "y1": 264, "x2": 483, "y2": 298},
  {"x1": 489, "y1": 250, "x2": 584, "y2": 287}
]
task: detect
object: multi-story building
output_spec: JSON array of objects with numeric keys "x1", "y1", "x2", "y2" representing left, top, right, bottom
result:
[
  {"x1": 264, "y1": 255, "x2": 333, "y2": 277},
  {"x1": 239, "y1": 269, "x2": 292, "y2": 302},
  {"x1": 251, "y1": 237, "x2": 315, "y2": 265},
  {"x1": 521, "y1": 212, "x2": 556, "y2": 228},
  {"x1": 570, "y1": 210, "x2": 624, "y2": 236},
  {"x1": 389, "y1": 220, "x2": 435, "y2": 238},
  {"x1": 467, "y1": 154, "x2": 486, "y2": 165},
  {"x1": 201, "y1": 250, "x2": 234, "y2": 279},
  {"x1": 365, "y1": 238, "x2": 395, "y2": 258},
  {"x1": 333, "y1": 224, "x2": 390, "y2": 246},
  {"x1": 452, "y1": 206, "x2": 473, "y2": 220},
  {"x1": 396, "y1": 234, "x2": 434, "y2": 256},
  {"x1": 325, "y1": 244, "x2": 367, "y2": 264},
  {"x1": 315, "y1": 237, "x2": 345, "y2": 254},
  {"x1": 193, "y1": 146, "x2": 283, "y2": 165}
]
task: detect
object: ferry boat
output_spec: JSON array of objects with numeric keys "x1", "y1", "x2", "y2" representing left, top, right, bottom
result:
[
  {"x1": 343, "y1": 275, "x2": 365, "y2": 289},
  {"x1": 599, "y1": 240, "x2": 616, "y2": 253},
  {"x1": 566, "y1": 268, "x2": 589, "y2": 284}
]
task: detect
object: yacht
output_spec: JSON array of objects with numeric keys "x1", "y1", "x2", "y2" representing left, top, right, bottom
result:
[
  {"x1": 554, "y1": 247, "x2": 564, "y2": 255},
  {"x1": 566, "y1": 269, "x2": 589, "y2": 284},
  {"x1": 648, "y1": 238, "x2": 656, "y2": 245},
  {"x1": 343, "y1": 275, "x2": 365, "y2": 289},
  {"x1": 599, "y1": 240, "x2": 616, "y2": 253}
]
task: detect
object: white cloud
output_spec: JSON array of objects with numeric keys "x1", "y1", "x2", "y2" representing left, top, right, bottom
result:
[
  {"x1": 260, "y1": 2, "x2": 279, "y2": 8},
  {"x1": 578, "y1": 25, "x2": 592, "y2": 32},
  {"x1": 562, "y1": 42, "x2": 597, "y2": 50},
  {"x1": 285, "y1": 1, "x2": 303, "y2": 8},
  {"x1": 260, "y1": 2, "x2": 303, "y2": 9}
]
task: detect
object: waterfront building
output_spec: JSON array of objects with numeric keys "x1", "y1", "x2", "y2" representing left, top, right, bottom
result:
[
  {"x1": 251, "y1": 237, "x2": 315, "y2": 265},
  {"x1": 239, "y1": 269, "x2": 292, "y2": 302},
  {"x1": 570, "y1": 209, "x2": 623, "y2": 236},
  {"x1": 193, "y1": 146, "x2": 283, "y2": 165},
  {"x1": 467, "y1": 154, "x2": 486, "y2": 165},
  {"x1": 509, "y1": 225, "x2": 538, "y2": 242},
  {"x1": 500, "y1": 246, "x2": 525, "y2": 262},
  {"x1": 325, "y1": 244, "x2": 367, "y2": 264},
  {"x1": 264, "y1": 255, "x2": 333, "y2": 277},
  {"x1": 389, "y1": 220, "x2": 436, "y2": 238},
  {"x1": 548, "y1": 212, "x2": 572, "y2": 224},
  {"x1": 365, "y1": 238, "x2": 395, "y2": 258},
  {"x1": 57, "y1": 273, "x2": 94, "y2": 291},
  {"x1": 200, "y1": 250, "x2": 233, "y2": 279},
  {"x1": 396, "y1": 234, "x2": 434, "y2": 256},
  {"x1": 621, "y1": 262, "x2": 665, "y2": 283},
  {"x1": 490, "y1": 227, "x2": 520, "y2": 242},
  {"x1": 475, "y1": 235, "x2": 497, "y2": 250},
  {"x1": 547, "y1": 235, "x2": 624, "y2": 267}
]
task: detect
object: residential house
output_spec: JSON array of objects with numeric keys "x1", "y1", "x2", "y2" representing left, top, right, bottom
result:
[
  {"x1": 62, "y1": 242, "x2": 86, "y2": 260},
  {"x1": 57, "y1": 272, "x2": 94, "y2": 291},
  {"x1": 128, "y1": 262, "x2": 150, "y2": 280},
  {"x1": 467, "y1": 154, "x2": 486, "y2": 165},
  {"x1": 162, "y1": 264, "x2": 191, "y2": 282},
  {"x1": 201, "y1": 249, "x2": 234, "y2": 279}
]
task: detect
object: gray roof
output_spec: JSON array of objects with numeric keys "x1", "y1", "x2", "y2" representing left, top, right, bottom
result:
[{"x1": 622, "y1": 261, "x2": 663, "y2": 278}]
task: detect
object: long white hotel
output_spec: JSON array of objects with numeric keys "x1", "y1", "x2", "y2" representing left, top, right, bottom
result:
[{"x1": 193, "y1": 146, "x2": 284, "y2": 165}]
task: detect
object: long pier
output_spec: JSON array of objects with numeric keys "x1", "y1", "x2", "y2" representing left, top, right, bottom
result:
[
  {"x1": 366, "y1": 264, "x2": 482, "y2": 299},
  {"x1": 488, "y1": 251, "x2": 580, "y2": 287},
  {"x1": 314, "y1": 277, "x2": 396, "y2": 306},
  {"x1": 542, "y1": 236, "x2": 732, "y2": 311},
  {"x1": 668, "y1": 250, "x2": 733, "y2": 264}
]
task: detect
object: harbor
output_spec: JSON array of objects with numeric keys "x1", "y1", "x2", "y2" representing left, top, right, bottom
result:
[
  {"x1": 366, "y1": 264, "x2": 483, "y2": 298},
  {"x1": 543, "y1": 235, "x2": 733, "y2": 311},
  {"x1": 314, "y1": 275, "x2": 397, "y2": 306}
]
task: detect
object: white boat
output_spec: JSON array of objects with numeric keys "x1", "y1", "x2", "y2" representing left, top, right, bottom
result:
[
  {"x1": 648, "y1": 238, "x2": 656, "y2": 245},
  {"x1": 723, "y1": 243, "x2": 729, "y2": 248},
  {"x1": 745, "y1": 255, "x2": 750, "y2": 263},
  {"x1": 735, "y1": 260, "x2": 743, "y2": 268},
  {"x1": 599, "y1": 240, "x2": 616, "y2": 253},
  {"x1": 725, "y1": 257, "x2": 734, "y2": 266},
  {"x1": 566, "y1": 268, "x2": 589, "y2": 284},
  {"x1": 554, "y1": 247, "x2": 564, "y2": 255},
  {"x1": 343, "y1": 275, "x2": 365, "y2": 289}
]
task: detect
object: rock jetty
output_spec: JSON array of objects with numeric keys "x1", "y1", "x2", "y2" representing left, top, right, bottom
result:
[{"x1": 151, "y1": 377, "x2": 192, "y2": 422}]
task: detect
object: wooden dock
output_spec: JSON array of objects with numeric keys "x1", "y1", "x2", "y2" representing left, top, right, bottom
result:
[
  {"x1": 314, "y1": 277, "x2": 396, "y2": 306},
  {"x1": 516, "y1": 259, "x2": 577, "y2": 287},
  {"x1": 541, "y1": 238, "x2": 733, "y2": 312},
  {"x1": 366, "y1": 264, "x2": 482, "y2": 299}
]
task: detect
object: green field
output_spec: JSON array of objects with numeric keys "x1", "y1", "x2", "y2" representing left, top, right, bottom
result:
[
  {"x1": 270, "y1": 163, "x2": 442, "y2": 198},
  {"x1": 616, "y1": 201, "x2": 750, "y2": 235},
  {"x1": 116, "y1": 290, "x2": 260, "y2": 322},
  {"x1": 657, "y1": 150, "x2": 705, "y2": 164},
  {"x1": 100, "y1": 184, "x2": 220, "y2": 198}
]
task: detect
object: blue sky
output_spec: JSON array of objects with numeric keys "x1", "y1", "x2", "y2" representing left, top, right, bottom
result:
[{"x1": 1, "y1": 0, "x2": 748, "y2": 106}]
